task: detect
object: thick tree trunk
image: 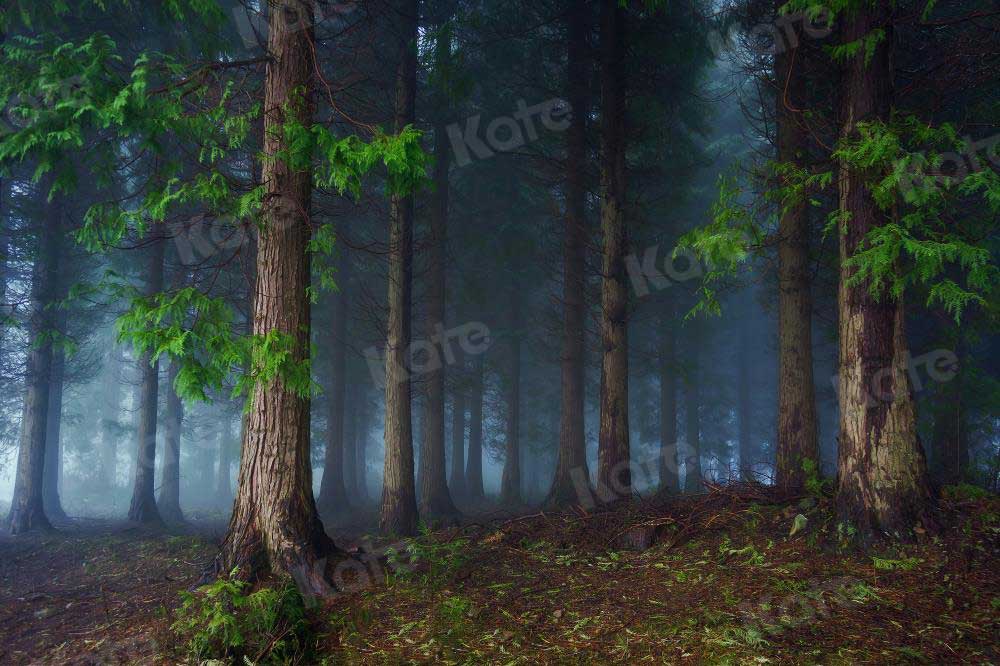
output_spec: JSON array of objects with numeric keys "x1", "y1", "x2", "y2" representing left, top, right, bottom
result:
[
  {"x1": 43, "y1": 344, "x2": 67, "y2": 521},
  {"x1": 683, "y1": 326, "x2": 702, "y2": 493},
  {"x1": 500, "y1": 292, "x2": 522, "y2": 505},
  {"x1": 128, "y1": 238, "x2": 165, "y2": 525},
  {"x1": 835, "y1": 3, "x2": 932, "y2": 539},
  {"x1": 596, "y1": 0, "x2": 630, "y2": 501},
  {"x1": 380, "y1": 0, "x2": 420, "y2": 536},
  {"x1": 449, "y1": 356, "x2": 467, "y2": 500},
  {"x1": 217, "y1": 0, "x2": 338, "y2": 596},
  {"x1": 548, "y1": 0, "x2": 590, "y2": 508},
  {"x1": 658, "y1": 303, "x2": 679, "y2": 493},
  {"x1": 158, "y1": 359, "x2": 184, "y2": 523},
  {"x1": 8, "y1": 192, "x2": 61, "y2": 534},
  {"x1": 932, "y1": 350, "x2": 964, "y2": 485},
  {"x1": 343, "y1": 387, "x2": 358, "y2": 501},
  {"x1": 318, "y1": 249, "x2": 349, "y2": 515},
  {"x1": 98, "y1": 345, "x2": 124, "y2": 489},
  {"x1": 774, "y1": 5, "x2": 819, "y2": 491},
  {"x1": 465, "y1": 355, "x2": 486, "y2": 501}
]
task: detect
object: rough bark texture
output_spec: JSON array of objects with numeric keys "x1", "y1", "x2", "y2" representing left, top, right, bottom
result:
[
  {"x1": 774, "y1": 6, "x2": 819, "y2": 491},
  {"x1": 343, "y1": 387, "x2": 358, "y2": 501},
  {"x1": 835, "y1": 3, "x2": 932, "y2": 539},
  {"x1": 217, "y1": 0, "x2": 338, "y2": 595},
  {"x1": 158, "y1": 359, "x2": 185, "y2": 523},
  {"x1": 658, "y1": 303, "x2": 679, "y2": 494},
  {"x1": 683, "y1": 326, "x2": 702, "y2": 493},
  {"x1": 596, "y1": 0, "x2": 630, "y2": 501},
  {"x1": 355, "y1": 387, "x2": 369, "y2": 503},
  {"x1": 419, "y1": 77, "x2": 458, "y2": 519},
  {"x1": 465, "y1": 355, "x2": 486, "y2": 501},
  {"x1": 380, "y1": 0, "x2": 420, "y2": 536},
  {"x1": 7, "y1": 194, "x2": 61, "y2": 534},
  {"x1": 548, "y1": 0, "x2": 590, "y2": 508},
  {"x1": 318, "y1": 249, "x2": 349, "y2": 515},
  {"x1": 499, "y1": 292, "x2": 522, "y2": 505},
  {"x1": 127, "y1": 238, "x2": 165, "y2": 525},
  {"x1": 43, "y1": 344, "x2": 67, "y2": 521}
]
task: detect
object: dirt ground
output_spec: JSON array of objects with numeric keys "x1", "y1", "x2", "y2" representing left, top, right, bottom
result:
[{"x1": 1, "y1": 489, "x2": 998, "y2": 665}]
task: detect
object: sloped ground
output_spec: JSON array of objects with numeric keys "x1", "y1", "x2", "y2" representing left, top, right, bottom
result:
[{"x1": 0, "y1": 489, "x2": 997, "y2": 665}]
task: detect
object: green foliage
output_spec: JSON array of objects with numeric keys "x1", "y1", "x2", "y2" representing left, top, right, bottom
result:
[
  {"x1": 832, "y1": 115, "x2": 1000, "y2": 321},
  {"x1": 872, "y1": 556, "x2": 922, "y2": 571},
  {"x1": 171, "y1": 571, "x2": 313, "y2": 665},
  {"x1": 385, "y1": 526, "x2": 471, "y2": 588},
  {"x1": 801, "y1": 458, "x2": 830, "y2": 498},
  {"x1": 941, "y1": 483, "x2": 993, "y2": 501}
]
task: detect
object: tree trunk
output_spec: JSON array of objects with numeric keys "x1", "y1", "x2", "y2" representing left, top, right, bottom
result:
[
  {"x1": 548, "y1": 0, "x2": 590, "y2": 508},
  {"x1": 98, "y1": 345, "x2": 124, "y2": 489},
  {"x1": 355, "y1": 387, "x2": 369, "y2": 504},
  {"x1": 43, "y1": 342, "x2": 67, "y2": 521},
  {"x1": 379, "y1": 0, "x2": 420, "y2": 536},
  {"x1": 318, "y1": 249, "x2": 349, "y2": 515},
  {"x1": 158, "y1": 359, "x2": 184, "y2": 522},
  {"x1": 658, "y1": 303, "x2": 679, "y2": 493},
  {"x1": 419, "y1": 22, "x2": 459, "y2": 518},
  {"x1": 466, "y1": 355, "x2": 486, "y2": 501},
  {"x1": 449, "y1": 355, "x2": 467, "y2": 500},
  {"x1": 835, "y1": 3, "x2": 932, "y2": 539},
  {"x1": 127, "y1": 238, "x2": 165, "y2": 525},
  {"x1": 343, "y1": 385, "x2": 358, "y2": 501},
  {"x1": 216, "y1": 416, "x2": 234, "y2": 506},
  {"x1": 683, "y1": 326, "x2": 702, "y2": 493},
  {"x1": 217, "y1": 0, "x2": 339, "y2": 596},
  {"x1": 596, "y1": 0, "x2": 630, "y2": 501},
  {"x1": 8, "y1": 190, "x2": 61, "y2": 534},
  {"x1": 774, "y1": 4, "x2": 819, "y2": 491},
  {"x1": 500, "y1": 291, "x2": 522, "y2": 505},
  {"x1": 737, "y1": 302, "x2": 753, "y2": 481}
]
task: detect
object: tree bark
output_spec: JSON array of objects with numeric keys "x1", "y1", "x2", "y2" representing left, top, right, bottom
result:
[
  {"x1": 158, "y1": 359, "x2": 185, "y2": 522},
  {"x1": 596, "y1": 0, "x2": 630, "y2": 501},
  {"x1": 343, "y1": 385, "x2": 358, "y2": 501},
  {"x1": 217, "y1": 0, "x2": 339, "y2": 595},
  {"x1": 548, "y1": 0, "x2": 591, "y2": 508},
  {"x1": 7, "y1": 192, "x2": 61, "y2": 534},
  {"x1": 318, "y1": 248, "x2": 349, "y2": 515},
  {"x1": 43, "y1": 340, "x2": 67, "y2": 521},
  {"x1": 835, "y1": 3, "x2": 932, "y2": 539},
  {"x1": 465, "y1": 354, "x2": 486, "y2": 501},
  {"x1": 355, "y1": 386, "x2": 369, "y2": 504},
  {"x1": 683, "y1": 325, "x2": 702, "y2": 493},
  {"x1": 499, "y1": 290, "x2": 522, "y2": 505},
  {"x1": 127, "y1": 238, "x2": 165, "y2": 525},
  {"x1": 380, "y1": 0, "x2": 420, "y2": 536},
  {"x1": 774, "y1": 4, "x2": 819, "y2": 492},
  {"x1": 658, "y1": 302, "x2": 679, "y2": 493}
]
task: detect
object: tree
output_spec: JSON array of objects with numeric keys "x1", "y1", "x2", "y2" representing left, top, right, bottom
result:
[
  {"x1": 773, "y1": 1, "x2": 819, "y2": 492},
  {"x1": 418, "y1": 17, "x2": 459, "y2": 520},
  {"x1": 42, "y1": 309, "x2": 68, "y2": 521},
  {"x1": 127, "y1": 237, "x2": 165, "y2": 525},
  {"x1": 834, "y1": 2, "x2": 932, "y2": 537},
  {"x1": 548, "y1": 0, "x2": 591, "y2": 507},
  {"x1": 499, "y1": 287, "x2": 523, "y2": 505},
  {"x1": 380, "y1": 0, "x2": 421, "y2": 536},
  {"x1": 6, "y1": 187, "x2": 61, "y2": 534},
  {"x1": 158, "y1": 358, "x2": 185, "y2": 523},
  {"x1": 318, "y1": 248, "x2": 349, "y2": 516},
  {"x1": 217, "y1": 0, "x2": 340, "y2": 594},
  {"x1": 683, "y1": 322, "x2": 702, "y2": 493},
  {"x1": 596, "y1": 0, "x2": 630, "y2": 500},
  {"x1": 465, "y1": 354, "x2": 486, "y2": 502},
  {"x1": 449, "y1": 355, "x2": 468, "y2": 500},
  {"x1": 658, "y1": 302, "x2": 680, "y2": 493}
]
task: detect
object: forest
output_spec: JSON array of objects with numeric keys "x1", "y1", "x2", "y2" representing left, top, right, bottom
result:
[{"x1": 0, "y1": 0, "x2": 997, "y2": 664}]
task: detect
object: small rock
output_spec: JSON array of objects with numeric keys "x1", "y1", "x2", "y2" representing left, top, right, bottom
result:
[{"x1": 553, "y1": 609, "x2": 564, "y2": 619}]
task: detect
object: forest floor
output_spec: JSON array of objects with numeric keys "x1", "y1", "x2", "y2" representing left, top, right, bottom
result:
[{"x1": 0, "y1": 486, "x2": 997, "y2": 665}]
